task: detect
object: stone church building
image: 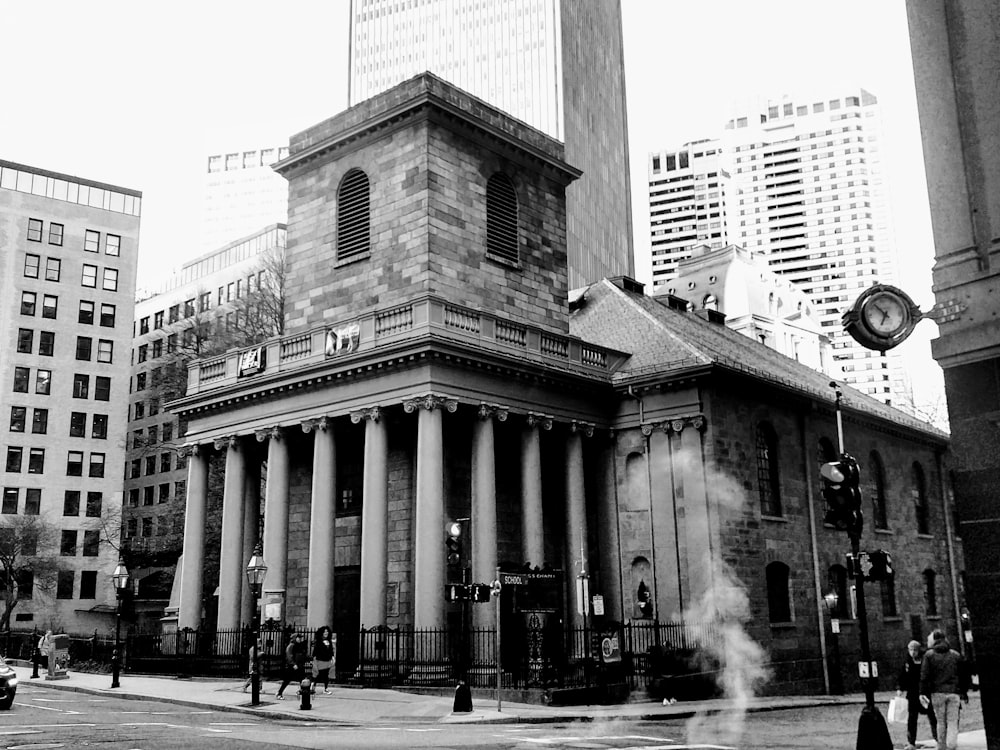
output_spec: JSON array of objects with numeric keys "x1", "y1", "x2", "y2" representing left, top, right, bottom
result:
[{"x1": 171, "y1": 74, "x2": 962, "y2": 693}]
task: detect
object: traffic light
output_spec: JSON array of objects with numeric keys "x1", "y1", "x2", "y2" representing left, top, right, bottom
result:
[
  {"x1": 821, "y1": 453, "x2": 863, "y2": 535},
  {"x1": 470, "y1": 584, "x2": 492, "y2": 602},
  {"x1": 445, "y1": 521, "x2": 462, "y2": 566},
  {"x1": 867, "y1": 550, "x2": 893, "y2": 581}
]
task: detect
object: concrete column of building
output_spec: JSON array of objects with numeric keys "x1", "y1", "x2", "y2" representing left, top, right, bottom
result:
[
  {"x1": 648, "y1": 424, "x2": 682, "y2": 620},
  {"x1": 406, "y1": 394, "x2": 457, "y2": 632},
  {"x1": 521, "y1": 413, "x2": 551, "y2": 568},
  {"x1": 593, "y1": 433, "x2": 624, "y2": 621},
  {"x1": 259, "y1": 426, "x2": 290, "y2": 624},
  {"x1": 240, "y1": 459, "x2": 262, "y2": 624},
  {"x1": 676, "y1": 416, "x2": 713, "y2": 607},
  {"x1": 352, "y1": 407, "x2": 387, "y2": 628},
  {"x1": 472, "y1": 404, "x2": 504, "y2": 629},
  {"x1": 217, "y1": 435, "x2": 248, "y2": 630},
  {"x1": 305, "y1": 417, "x2": 337, "y2": 631},
  {"x1": 565, "y1": 423, "x2": 591, "y2": 636},
  {"x1": 178, "y1": 444, "x2": 210, "y2": 630}
]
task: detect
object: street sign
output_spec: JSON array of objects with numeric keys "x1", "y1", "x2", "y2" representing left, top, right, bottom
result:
[
  {"x1": 600, "y1": 634, "x2": 621, "y2": 663},
  {"x1": 592, "y1": 595, "x2": 604, "y2": 616}
]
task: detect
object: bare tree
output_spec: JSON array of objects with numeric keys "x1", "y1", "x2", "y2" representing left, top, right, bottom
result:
[{"x1": 0, "y1": 515, "x2": 60, "y2": 630}]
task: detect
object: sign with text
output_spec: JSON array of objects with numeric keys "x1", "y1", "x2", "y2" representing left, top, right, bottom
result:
[
  {"x1": 325, "y1": 324, "x2": 360, "y2": 356},
  {"x1": 498, "y1": 568, "x2": 562, "y2": 613},
  {"x1": 238, "y1": 346, "x2": 266, "y2": 377}
]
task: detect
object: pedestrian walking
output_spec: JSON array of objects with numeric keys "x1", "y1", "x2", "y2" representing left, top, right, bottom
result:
[
  {"x1": 920, "y1": 629, "x2": 971, "y2": 750},
  {"x1": 242, "y1": 639, "x2": 263, "y2": 693},
  {"x1": 312, "y1": 626, "x2": 335, "y2": 694},
  {"x1": 897, "y1": 639, "x2": 937, "y2": 749},
  {"x1": 37, "y1": 630, "x2": 56, "y2": 676},
  {"x1": 275, "y1": 632, "x2": 307, "y2": 700}
]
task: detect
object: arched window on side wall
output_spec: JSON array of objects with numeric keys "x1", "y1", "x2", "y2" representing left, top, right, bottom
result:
[
  {"x1": 870, "y1": 450, "x2": 888, "y2": 530},
  {"x1": 913, "y1": 461, "x2": 930, "y2": 534},
  {"x1": 336, "y1": 168, "x2": 371, "y2": 262},
  {"x1": 486, "y1": 172, "x2": 518, "y2": 265},
  {"x1": 766, "y1": 561, "x2": 792, "y2": 623},
  {"x1": 756, "y1": 421, "x2": 782, "y2": 517}
]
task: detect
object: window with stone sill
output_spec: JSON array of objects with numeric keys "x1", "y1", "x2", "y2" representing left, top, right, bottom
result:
[
  {"x1": 766, "y1": 560, "x2": 792, "y2": 623},
  {"x1": 756, "y1": 421, "x2": 782, "y2": 517}
]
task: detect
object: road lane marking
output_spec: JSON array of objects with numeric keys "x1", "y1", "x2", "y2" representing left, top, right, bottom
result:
[
  {"x1": 0, "y1": 730, "x2": 43, "y2": 736},
  {"x1": 20, "y1": 702, "x2": 81, "y2": 714}
]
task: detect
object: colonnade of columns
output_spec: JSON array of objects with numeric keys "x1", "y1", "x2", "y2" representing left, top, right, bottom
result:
[{"x1": 176, "y1": 395, "x2": 603, "y2": 633}]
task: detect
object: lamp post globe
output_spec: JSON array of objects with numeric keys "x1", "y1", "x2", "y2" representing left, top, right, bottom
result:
[
  {"x1": 111, "y1": 559, "x2": 130, "y2": 689},
  {"x1": 245, "y1": 544, "x2": 267, "y2": 707}
]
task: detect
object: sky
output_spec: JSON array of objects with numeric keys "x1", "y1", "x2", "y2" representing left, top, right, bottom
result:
[{"x1": 1, "y1": 0, "x2": 944, "y2": 414}]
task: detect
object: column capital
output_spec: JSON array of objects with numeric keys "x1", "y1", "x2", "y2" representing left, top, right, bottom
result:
[
  {"x1": 642, "y1": 414, "x2": 707, "y2": 435},
  {"x1": 570, "y1": 420, "x2": 595, "y2": 437},
  {"x1": 213, "y1": 435, "x2": 240, "y2": 451},
  {"x1": 477, "y1": 403, "x2": 509, "y2": 422},
  {"x1": 350, "y1": 406, "x2": 382, "y2": 424},
  {"x1": 301, "y1": 416, "x2": 331, "y2": 433},
  {"x1": 402, "y1": 394, "x2": 458, "y2": 414},
  {"x1": 178, "y1": 442, "x2": 210, "y2": 458},
  {"x1": 255, "y1": 425, "x2": 285, "y2": 443},
  {"x1": 526, "y1": 412, "x2": 553, "y2": 431}
]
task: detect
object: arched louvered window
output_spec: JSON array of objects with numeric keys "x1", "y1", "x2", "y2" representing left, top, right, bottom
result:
[
  {"x1": 337, "y1": 168, "x2": 370, "y2": 262},
  {"x1": 870, "y1": 450, "x2": 888, "y2": 530},
  {"x1": 756, "y1": 421, "x2": 782, "y2": 517},
  {"x1": 486, "y1": 172, "x2": 518, "y2": 264}
]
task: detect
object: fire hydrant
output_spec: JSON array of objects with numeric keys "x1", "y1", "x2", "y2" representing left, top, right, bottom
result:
[{"x1": 299, "y1": 676, "x2": 312, "y2": 710}]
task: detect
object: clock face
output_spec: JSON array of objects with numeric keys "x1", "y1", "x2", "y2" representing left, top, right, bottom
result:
[{"x1": 862, "y1": 292, "x2": 907, "y2": 336}]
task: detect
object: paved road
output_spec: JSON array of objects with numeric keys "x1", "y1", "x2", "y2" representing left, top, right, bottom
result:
[{"x1": 2, "y1": 681, "x2": 985, "y2": 750}]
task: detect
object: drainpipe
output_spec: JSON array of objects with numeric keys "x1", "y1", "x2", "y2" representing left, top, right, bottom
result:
[
  {"x1": 803, "y1": 409, "x2": 831, "y2": 694},
  {"x1": 936, "y1": 449, "x2": 965, "y2": 656}
]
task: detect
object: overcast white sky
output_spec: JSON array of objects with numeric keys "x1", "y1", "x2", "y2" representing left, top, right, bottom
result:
[{"x1": 1, "y1": 0, "x2": 942, "y2": 410}]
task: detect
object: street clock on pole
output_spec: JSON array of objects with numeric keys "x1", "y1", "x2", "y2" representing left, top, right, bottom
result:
[{"x1": 842, "y1": 284, "x2": 921, "y2": 351}]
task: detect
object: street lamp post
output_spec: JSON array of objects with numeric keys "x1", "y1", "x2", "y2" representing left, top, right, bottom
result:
[
  {"x1": 111, "y1": 559, "x2": 130, "y2": 689},
  {"x1": 246, "y1": 544, "x2": 268, "y2": 707}
]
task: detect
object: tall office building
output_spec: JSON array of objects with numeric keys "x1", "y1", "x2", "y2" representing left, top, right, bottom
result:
[
  {"x1": 647, "y1": 90, "x2": 908, "y2": 406},
  {"x1": 348, "y1": 0, "x2": 634, "y2": 289},
  {"x1": 0, "y1": 160, "x2": 141, "y2": 631},
  {"x1": 202, "y1": 145, "x2": 289, "y2": 253}
]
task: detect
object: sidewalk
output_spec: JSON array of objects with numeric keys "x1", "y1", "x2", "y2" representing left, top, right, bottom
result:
[{"x1": 8, "y1": 663, "x2": 988, "y2": 748}]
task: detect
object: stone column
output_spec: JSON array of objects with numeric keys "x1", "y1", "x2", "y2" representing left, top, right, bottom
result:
[
  {"x1": 676, "y1": 416, "x2": 713, "y2": 607},
  {"x1": 217, "y1": 435, "x2": 247, "y2": 630},
  {"x1": 565, "y1": 423, "x2": 591, "y2": 634},
  {"x1": 521, "y1": 413, "x2": 551, "y2": 568},
  {"x1": 406, "y1": 394, "x2": 457, "y2": 632},
  {"x1": 305, "y1": 417, "x2": 337, "y2": 631},
  {"x1": 241, "y1": 459, "x2": 261, "y2": 623},
  {"x1": 352, "y1": 407, "x2": 387, "y2": 628},
  {"x1": 593, "y1": 433, "x2": 623, "y2": 621},
  {"x1": 179, "y1": 444, "x2": 209, "y2": 630},
  {"x1": 472, "y1": 404, "x2": 505, "y2": 629},
  {"x1": 647, "y1": 424, "x2": 681, "y2": 620},
  {"x1": 259, "y1": 427, "x2": 289, "y2": 624}
]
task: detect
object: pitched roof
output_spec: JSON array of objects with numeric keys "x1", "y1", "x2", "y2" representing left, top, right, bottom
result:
[{"x1": 570, "y1": 279, "x2": 946, "y2": 440}]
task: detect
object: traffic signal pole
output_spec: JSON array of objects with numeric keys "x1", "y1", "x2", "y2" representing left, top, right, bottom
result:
[{"x1": 829, "y1": 381, "x2": 892, "y2": 750}]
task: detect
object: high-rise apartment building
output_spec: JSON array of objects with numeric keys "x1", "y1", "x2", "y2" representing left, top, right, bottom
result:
[
  {"x1": 348, "y1": 0, "x2": 634, "y2": 289},
  {"x1": 124, "y1": 224, "x2": 286, "y2": 626},
  {"x1": 202, "y1": 146, "x2": 289, "y2": 253},
  {"x1": 0, "y1": 160, "x2": 141, "y2": 632},
  {"x1": 647, "y1": 91, "x2": 907, "y2": 406}
]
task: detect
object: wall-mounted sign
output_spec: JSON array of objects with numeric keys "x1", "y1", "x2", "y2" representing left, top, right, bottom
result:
[
  {"x1": 325, "y1": 323, "x2": 360, "y2": 356},
  {"x1": 238, "y1": 346, "x2": 266, "y2": 377}
]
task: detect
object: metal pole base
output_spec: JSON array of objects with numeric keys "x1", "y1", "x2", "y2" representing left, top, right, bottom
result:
[{"x1": 856, "y1": 704, "x2": 892, "y2": 750}]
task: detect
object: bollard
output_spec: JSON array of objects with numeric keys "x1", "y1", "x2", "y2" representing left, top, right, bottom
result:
[
  {"x1": 453, "y1": 679, "x2": 473, "y2": 713},
  {"x1": 31, "y1": 647, "x2": 40, "y2": 679},
  {"x1": 299, "y1": 676, "x2": 312, "y2": 710}
]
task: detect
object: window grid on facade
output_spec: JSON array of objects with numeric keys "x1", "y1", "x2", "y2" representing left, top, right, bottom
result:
[
  {"x1": 913, "y1": 461, "x2": 929, "y2": 534},
  {"x1": 336, "y1": 168, "x2": 371, "y2": 261},
  {"x1": 486, "y1": 173, "x2": 519, "y2": 264},
  {"x1": 756, "y1": 422, "x2": 782, "y2": 516},
  {"x1": 870, "y1": 451, "x2": 889, "y2": 530}
]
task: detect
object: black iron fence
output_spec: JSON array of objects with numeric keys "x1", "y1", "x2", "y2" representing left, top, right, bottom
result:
[{"x1": 1, "y1": 620, "x2": 726, "y2": 692}]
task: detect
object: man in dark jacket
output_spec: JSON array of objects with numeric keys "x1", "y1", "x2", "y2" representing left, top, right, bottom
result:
[
  {"x1": 920, "y1": 630, "x2": 970, "y2": 750},
  {"x1": 897, "y1": 639, "x2": 937, "y2": 749},
  {"x1": 275, "y1": 633, "x2": 307, "y2": 700}
]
